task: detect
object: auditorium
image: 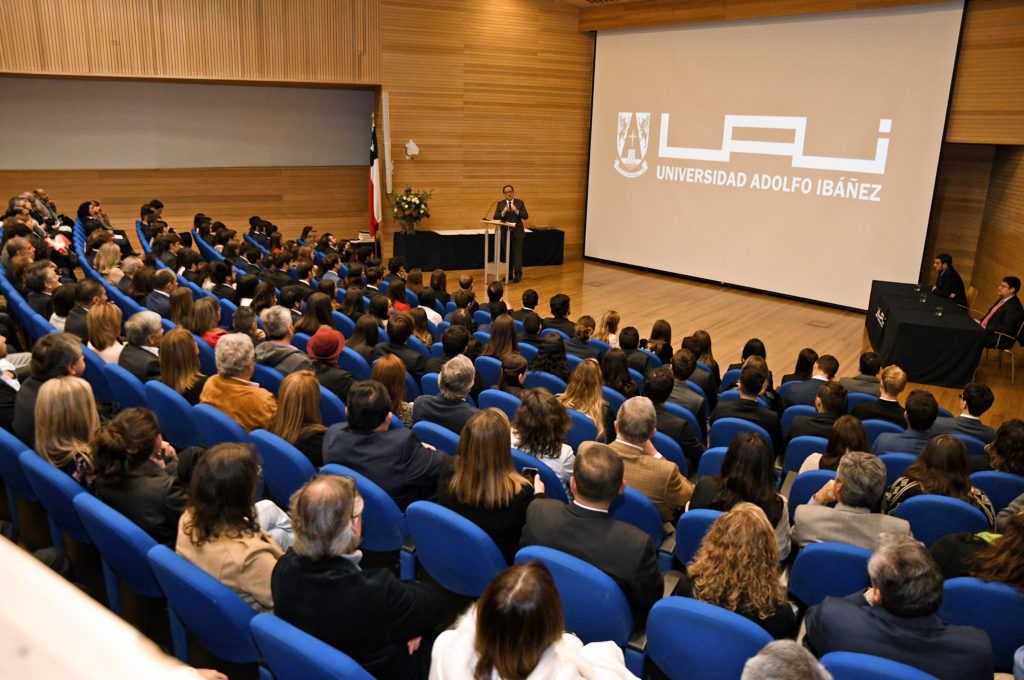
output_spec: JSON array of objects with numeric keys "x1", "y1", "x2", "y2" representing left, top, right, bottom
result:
[{"x1": 1, "y1": 1, "x2": 1023, "y2": 678}]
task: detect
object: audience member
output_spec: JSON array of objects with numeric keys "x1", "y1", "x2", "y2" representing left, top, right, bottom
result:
[
  {"x1": 511, "y1": 388, "x2": 573, "y2": 490},
  {"x1": 66, "y1": 279, "x2": 107, "y2": 342},
  {"x1": 618, "y1": 326, "x2": 650, "y2": 375},
  {"x1": 14, "y1": 333, "x2": 84, "y2": 447},
  {"x1": 373, "y1": 312, "x2": 426, "y2": 381},
  {"x1": 497, "y1": 354, "x2": 527, "y2": 398},
  {"x1": 146, "y1": 269, "x2": 177, "y2": 318},
  {"x1": 118, "y1": 310, "x2": 163, "y2": 382},
  {"x1": 601, "y1": 347, "x2": 639, "y2": 399},
  {"x1": 255, "y1": 306, "x2": 314, "y2": 374},
  {"x1": 970, "y1": 418, "x2": 1024, "y2": 474},
  {"x1": 565, "y1": 315, "x2": 601, "y2": 360},
  {"x1": 199, "y1": 333, "x2": 277, "y2": 432},
  {"x1": 517, "y1": 310, "x2": 545, "y2": 349},
  {"x1": 429, "y1": 269, "x2": 449, "y2": 305},
  {"x1": 740, "y1": 640, "x2": 830, "y2": 680},
  {"x1": 931, "y1": 382, "x2": 996, "y2": 443},
  {"x1": 529, "y1": 333, "x2": 571, "y2": 383},
  {"x1": 839, "y1": 350, "x2": 882, "y2": 397},
  {"x1": 783, "y1": 355, "x2": 839, "y2": 408},
  {"x1": 541, "y1": 293, "x2": 574, "y2": 336},
  {"x1": 159, "y1": 327, "x2": 209, "y2": 405},
  {"x1": 871, "y1": 389, "x2": 939, "y2": 456},
  {"x1": 481, "y1": 315, "x2": 519, "y2": 362},
  {"x1": 930, "y1": 512, "x2": 1024, "y2": 587},
  {"x1": 851, "y1": 365, "x2": 908, "y2": 428},
  {"x1": 511, "y1": 288, "x2": 538, "y2": 323},
  {"x1": 785, "y1": 381, "x2": 847, "y2": 444},
  {"x1": 412, "y1": 355, "x2": 479, "y2": 434},
  {"x1": 557, "y1": 358, "x2": 614, "y2": 443},
  {"x1": 35, "y1": 375, "x2": 100, "y2": 490},
  {"x1": 85, "y1": 301, "x2": 125, "y2": 364},
  {"x1": 797, "y1": 414, "x2": 870, "y2": 474},
  {"x1": 646, "y1": 319, "x2": 673, "y2": 365},
  {"x1": 267, "y1": 370, "x2": 328, "y2": 467},
  {"x1": 347, "y1": 314, "x2": 379, "y2": 363},
  {"x1": 779, "y1": 347, "x2": 818, "y2": 385},
  {"x1": 710, "y1": 359, "x2": 783, "y2": 454},
  {"x1": 189, "y1": 296, "x2": 227, "y2": 348},
  {"x1": 294, "y1": 291, "x2": 334, "y2": 336},
  {"x1": 667, "y1": 348, "x2": 707, "y2": 438},
  {"x1": 643, "y1": 367, "x2": 704, "y2": 471},
  {"x1": 371, "y1": 353, "x2": 415, "y2": 427}
]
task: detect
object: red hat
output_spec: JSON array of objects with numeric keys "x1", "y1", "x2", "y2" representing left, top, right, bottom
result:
[{"x1": 307, "y1": 327, "x2": 346, "y2": 362}]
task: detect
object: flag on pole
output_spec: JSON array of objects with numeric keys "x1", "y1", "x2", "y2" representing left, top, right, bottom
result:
[{"x1": 369, "y1": 118, "x2": 382, "y2": 237}]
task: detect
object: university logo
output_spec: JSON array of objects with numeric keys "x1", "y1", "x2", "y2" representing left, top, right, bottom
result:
[{"x1": 614, "y1": 112, "x2": 650, "y2": 178}]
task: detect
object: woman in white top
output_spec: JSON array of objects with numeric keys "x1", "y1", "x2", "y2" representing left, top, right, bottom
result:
[
  {"x1": 430, "y1": 561, "x2": 636, "y2": 680},
  {"x1": 797, "y1": 415, "x2": 870, "y2": 475},
  {"x1": 86, "y1": 302, "x2": 126, "y2": 364},
  {"x1": 511, "y1": 388, "x2": 575, "y2": 492},
  {"x1": 595, "y1": 310, "x2": 620, "y2": 349}
]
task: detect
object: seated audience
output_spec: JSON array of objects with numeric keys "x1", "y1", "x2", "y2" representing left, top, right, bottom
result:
[
  {"x1": 785, "y1": 380, "x2": 847, "y2": 444},
  {"x1": 511, "y1": 388, "x2": 574, "y2": 490},
  {"x1": 272, "y1": 474, "x2": 445, "y2": 680},
  {"x1": 643, "y1": 367, "x2": 705, "y2": 472},
  {"x1": 14, "y1": 333, "x2": 85, "y2": 447},
  {"x1": 429, "y1": 269, "x2": 449, "y2": 305},
  {"x1": 294, "y1": 291, "x2": 334, "y2": 336},
  {"x1": 347, "y1": 314, "x2": 379, "y2": 364},
  {"x1": 168, "y1": 287, "x2": 193, "y2": 329},
  {"x1": 691, "y1": 329, "x2": 721, "y2": 387},
  {"x1": 601, "y1": 347, "x2": 639, "y2": 399},
  {"x1": 416, "y1": 287, "x2": 441, "y2": 325},
  {"x1": 413, "y1": 355, "x2": 479, "y2": 434},
  {"x1": 557, "y1": 358, "x2": 614, "y2": 443},
  {"x1": 438, "y1": 409, "x2": 538, "y2": 563},
  {"x1": 146, "y1": 269, "x2": 177, "y2": 318},
  {"x1": 255, "y1": 306, "x2": 313, "y2": 375},
  {"x1": 24, "y1": 260, "x2": 57, "y2": 319},
  {"x1": 481, "y1": 315, "x2": 520, "y2": 362},
  {"x1": 516, "y1": 310, "x2": 545, "y2": 349},
  {"x1": 646, "y1": 319, "x2": 673, "y2": 365},
  {"x1": 595, "y1": 309, "x2": 620, "y2": 349},
  {"x1": 373, "y1": 312, "x2": 426, "y2": 381},
  {"x1": 797, "y1": 414, "x2": 870, "y2": 474},
  {"x1": 94, "y1": 242, "x2": 125, "y2": 287},
  {"x1": 385, "y1": 278, "x2": 411, "y2": 312},
  {"x1": 931, "y1": 382, "x2": 997, "y2": 444},
  {"x1": 783, "y1": 355, "x2": 839, "y2": 408},
  {"x1": 839, "y1": 350, "x2": 882, "y2": 397},
  {"x1": 618, "y1": 326, "x2": 650, "y2": 375},
  {"x1": 794, "y1": 451, "x2": 912, "y2": 550},
  {"x1": 199, "y1": 333, "x2": 278, "y2": 432},
  {"x1": 189, "y1": 296, "x2": 227, "y2": 349},
  {"x1": 430, "y1": 561, "x2": 634, "y2": 680},
  {"x1": 804, "y1": 533, "x2": 993, "y2": 680},
  {"x1": 851, "y1": 364, "x2": 908, "y2": 428},
  {"x1": 35, "y1": 375, "x2": 100, "y2": 490},
  {"x1": 681, "y1": 335, "x2": 720, "y2": 409},
  {"x1": 408, "y1": 307, "x2": 433, "y2": 348},
  {"x1": 710, "y1": 359, "x2": 783, "y2": 454},
  {"x1": 871, "y1": 389, "x2": 939, "y2": 456},
  {"x1": 66, "y1": 279, "x2": 107, "y2": 342},
  {"x1": 678, "y1": 503, "x2": 797, "y2": 639},
  {"x1": 86, "y1": 301, "x2": 125, "y2": 364},
  {"x1": 970, "y1": 418, "x2": 1024, "y2": 474},
  {"x1": 741, "y1": 640, "x2": 830, "y2": 680},
  {"x1": 930, "y1": 512, "x2": 1024, "y2": 587},
  {"x1": 371, "y1": 353, "x2": 415, "y2": 427},
  {"x1": 159, "y1": 327, "x2": 209, "y2": 405},
  {"x1": 564, "y1": 315, "x2": 601, "y2": 361},
  {"x1": 497, "y1": 354, "x2": 527, "y2": 398},
  {"x1": 322, "y1": 380, "x2": 446, "y2": 509},
  {"x1": 541, "y1": 293, "x2": 575, "y2": 336},
  {"x1": 529, "y1": 333, "x2": 571, "y2": 383},
  {"x1": 779, "y1": 347, "x2": 817, "y2": 386},
  {"x1": 49, "y1": 283, "x2": 75, "y2": 331},
  {"x1": 725, "y1": 338, "x2": 774, "y2": 390},
  {"x1": 118, "y1": 310, "x2": 163, "y2": 382},
  {"x1": 667, "y1": 348, "x2": 707, "y2": 439},
  {"x1": 267, "y1": 370, "x2": 328, "y2": 467}
]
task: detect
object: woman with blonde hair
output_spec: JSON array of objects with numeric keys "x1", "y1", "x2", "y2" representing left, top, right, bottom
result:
[
  {"x1": 511, "y1": 388, "x2": 574, "y2": 489},
  {"x1": 35, "y1": 375, "x2": 101, "y2": 490},
  {"x1": 86, "y1": 301, "x2": 125, "y2": 364},
  {"x1": 159, "y1": 327, "x2": 208, "y2": 405},
  {"x1": 94, "y1": 242, "x2": 124, "y2": 286},
  {"x1": 370, "y1": 353, "x2": 414, "y2": 427},
  {"x1": 557, "y1": 358, "x2": 614, "y2": 443},
  {"x1": 438, "y1": 408, "x2": 539, "y2": 563},
  {"x1": 189, "y1": 296, "x2": 227, "y2": 348},
  {"x1": 595, "y1": 310, "x2": 621, "y2": 349},
  {"x1": 168, "y1": 287, "x2": 194, "y2": 328},
  {"x1": 267, "y1": 370, "x2": 327, "y2": 467},
  {"x1": 481, "y1": 315, "x2": 520, "y2": 362},
  {"x1": 680, "y1": 502, "x2": 797, "y2": 638}
]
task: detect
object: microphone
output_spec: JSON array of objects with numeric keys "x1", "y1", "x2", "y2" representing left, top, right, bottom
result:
[{"x1": 483, "y1": 200, "x2": 498, "y2": 220}]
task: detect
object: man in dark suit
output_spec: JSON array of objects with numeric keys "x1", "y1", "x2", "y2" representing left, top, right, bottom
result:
[
  {"x1": 477, "y1": 280, "x2": 504, "y2": 316},
  {"x1": 619, "y1": 326, "x2": 651, "y2": 375},
  {"x1": 146, "y1": 269, "x2": 177, "y2": 318},
  {"x1": 784, "y1": 355, "x2": 839, "y2": 408},
  {"x1": 382, "y1": 256, "x2": 405, "y2": 285},
  {"x1": 978, "y1": 275, "x2": 1024, "y2": 348},
  {"x1": 373, "y1": 313, "x2": 427, "y2": 382},
  {"x1": 323, "y1": 381, "x2": 446, "y2": 508},
  {"x1": 644, "y1": 367, "x2": 705, "y2": 472},
  {"x1": 516, "y1": 311, "x2": 545, "y2": 349},
  {"x1": 521, "y1": 441, "x2": 663, "y2": 624},
  {"x1": 668, "y1": 348, "x2": 708, "y2": 440},
  {"x1": 839, "y1": 351, "x2": 883, "y2": 397},
  {"x1": 271, "y1": 475, "x2": 446, "y2": 680},
  {"x1": 234, "y1": 244, "x2": 263, "y2": 275},
  {"x1": 871, "y1": 390, "x2": 938, "y2": 456},
  {"x1": 14, "y1": 333, "x2": 86, "y2": 448},
  {"x1": 209, "y1": 261, "x2": 241, "y2": 305},
  {"x1": 805, "y1": 534, "x2": 992, "y2": 680},
  {"x1": 424, "y1": 325, "x2": 484, "y2": 400},
  {"x1": 511, "y1": 288, "x2": 538, "y2": 323},
  {"x1": 289, "y1": 261, "x2": 316, "y2": 301},
  {"x1": 931, "y1": 382, "x2": 996, "y2": 443},
  {"x1": 260, "y1": 253, "x2": 294, "y2": 290},
  {"x1": 930, "y1": 253, "x2": 966, "y2": 308},
  {"x1": 24, "y1": 260, "x2": 57, "y2": 319},
  {"x1": 65, "y1": 279, "x2": 107, "y2": 342},
  {"x1": 786, "y1": 380, "x2": 846, "y2": 444},
  {"x1": 493, "y1": 184, "x2": 528, "y2": 282},
  {"x1": 117, "y1": 310, "x2": 163, "y2": 382},
  {"x1": 541, "y1": 293, "x2": 575, "y2": 336},
  {"x1": 851, "y1": 365, "x2": 909, "y2": 428},
  {"x1": 118, "y1": 256, "x2": 142, "y2": 294},
  {"x1": 710, "y1": 359, "x2": 782, "y2": 454},
  {"x1": 364, "y1": 266, "x2": 385, "y2": 300},
  {"x1": 412, "y1": 354, "x2": 479, "y2": 435}
]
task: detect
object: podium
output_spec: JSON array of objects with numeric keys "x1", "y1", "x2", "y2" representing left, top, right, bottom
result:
[{"x1": 481, "y1": 219, "x2": 513, "y2": 285}]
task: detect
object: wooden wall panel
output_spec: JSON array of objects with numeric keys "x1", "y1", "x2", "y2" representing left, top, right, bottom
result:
[
  {"x1": 918, "y1": 143, "x2": 994, "y2": 289},
  {"x1": 0, "y1": 0, "x2": 379, "y2": 84},
  {"x1": 0, "y1": 167, "x2": 368, "y2": 243},
  {"x1": 378, "y1": 0, "x2": 594, "y2": 259},
  {"x1": 973, "y1": 147, "x2": 1024, "y2": 310}
]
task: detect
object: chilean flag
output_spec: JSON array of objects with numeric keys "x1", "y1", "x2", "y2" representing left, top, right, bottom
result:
[{"x1": 369, "y1": 120, "x2": 382, "y2": 237}]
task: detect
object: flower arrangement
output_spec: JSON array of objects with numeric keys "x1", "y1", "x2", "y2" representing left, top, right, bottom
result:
[{"x1": 392, "y1": 187, "x2": 432, "y2": 235}]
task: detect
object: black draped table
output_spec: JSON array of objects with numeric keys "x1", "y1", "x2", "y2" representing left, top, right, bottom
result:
[
  {"x1": 392, "y1": 228, "x2": 564, "y2": 272},
  {"x1": 865, "y1": 281, "x2": 986, "y2": 388}
]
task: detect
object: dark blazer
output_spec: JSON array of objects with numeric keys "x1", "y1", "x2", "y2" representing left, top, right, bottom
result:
[
  {"x1": 690, "y1": 366, "x2": 718, "y2": 410},
  {"x1": 786, "y1": 412, "x2": 840, "y2": 444},
  {"x1": 234, "y1": 256, "x2": 261, "y2": 275},
  {"x1": 669, "y1": 380, "x2": 707, "y2": 440},
  {"x1": 839, "y1": 374, "x2": 881, "y2": 397},
  {"x1": 710, "y1": 397, "x2": 783, "y2": 453},
  {"x1": 933, "y1": 266, "x2": 966, "y2": 307},
  {"x1": 521, "y1": 499, "x2": 662, "y2": 623},
  {"x1": 211, "y1": 283, "x2": 241, "y2": 305},
  {"x1": 13, "y1": 376, "x2": 42, "y2": 447},
  {"x1": 872, "y1": 428, "x2": 933, "y2": 456},
  {"x1": 931, "y1": 416, "x2": 996, "y2": 444},
  {"x1": 423, "y1": 356, "x2": 485, "y2": 401},
  {"x1": 158, "y1": 251, "x2": 178, "y2": 271},
  {"x1": 623, "y1": 348, "x2": 652, "y2": 376},
  {"x1": 27, "y1": 291, "x2": 53, "y2": 319},
  {"x1": 654, "y1": 403, "x2": 704, "y2": 471},
  {"x1": 372, "y1": 341, "x2": 427, "y2": 382},
  {"x1": 541, "y1": 316, "x2": 575, "y2": 336},
  {"x1": 411, "y1": 394, "x2": 479, "y2": 437},
  {"x1": 314, "y1": 363, "x2": 356, "y2": 405},
  {"x1": 564, "y1": 337, "x2": 601, "y2": 361},
  {"x1": 65, "y1": 305, "x2": 89, "y2": 342},
  {"x1": 293, "y1": 428, "x2": 326, "y2": 468},
  {"x1": 286, "y1": 281, "x2": 315, "y2": 302},
  {"x1": 271, "y1": 551, "x2": 446, "y2": 680},
  {"x1": 322, "y1": 423, "x2": 446, "y2": 510},
  {"x1": 493, "y1": 197, "x2": 528, "y2": 229},
  {"x1": 117, "y1": 276, "x2": 134, "y2": 294},
  {"x1": 511, "y1": 307, "x2": 535, "y2": 323},
  {"x1": 261, "y1": 269, "x2": 293, "y2": 291},
  {"x1": 851, "y1": 398, "x2": 907, "y2": 428},
  {"x1": 118, "y1": 343, "x2": 162, "y2": 383},
  {"x1": 981, "y1": 295, "x2": 1024, "y2": 348},
  {"x1": 146, "y1": 290, "x2": 172, "y2": 318},
  {"x1": 95, "y1": 460, "x2": 188, "y2": 547},
  {"x1": 783, "y1": 377, "x2": 828, "y2": 408},
  {"x1": 675, "y1": 573, "x2": 797, "y2": 639},
  {"x1": 517, "y1": 331, "x2": 544, "y2": 349},
  {"x1": 364, "y1": 285, "x2": 384, "y2": 300},
  {"x1": 804, "y1": 592, "x2": 992, "y2": 680}
]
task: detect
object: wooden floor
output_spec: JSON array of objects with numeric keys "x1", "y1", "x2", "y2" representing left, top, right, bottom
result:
[{"x1": 455, "y1": 259, "x2": 1022, "y2": 427}]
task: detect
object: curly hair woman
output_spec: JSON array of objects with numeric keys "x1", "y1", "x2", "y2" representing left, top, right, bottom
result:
[{"x1": 511, "y1": 388, "x2": 573, "y2": 489}]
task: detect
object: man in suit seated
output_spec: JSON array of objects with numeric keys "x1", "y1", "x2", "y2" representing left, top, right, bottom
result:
[
  {"x1": 13, "y1": 332, "x2": 84, "y2": 448},
  {"x1": 541, "y1": 293, "x2": 575, "y2": 336},
  {"x1": 609, "y1": 395, "x2": 694, "y2": 529},
  {"x1": 373, "y1": 312, "x2": 427, "y2": 382},
  {"x1": 516, "y1": 311, "x2": 545, "y2": 349},
  {"x1": 260, "y1": 252, "x2": 294, "y2": 290},
  {"x1": 255, "y1": 306, "x2": 314, "y2": 375},
  {"x1": 710, "y1": 358, "x2": 782, "y2": 455},
  {"x1": 234, "y1": 243, "x2": 263, "y2": 275},
  {"x1": 930, "y1": 252, "x2": 967, "y2": 307},
  {"x1": 977, "y1": 275, "x2": 1024, "y2": 348},
  {"x1": 118, "y1": 310, "x2": 163, "y2": 382},
  {"x1": 323, "y1": 380, "x2": 446, "y2": 508},
  {"x1": 364, "y1": 266, "x2": 385, "y2": 300},
  {"x1": 412, "y1": 354, "x2": 479, "y2": 435},
  {"x1": 871, "y1": 390, "x2": 938, "y2": 456},
  {"x1": 786, "y1": 380, "x2": 847, "y2": 444},
  {"x1": 477, "y1": 280, "x2": 503, "y2": 316},
  {"x1": 784, "y1": 355, "x2": 839, "y2": 408},
  {"x1": 289, "y1": 262, "x2": 316, "y2": 301},
  {"x1": 794, "y1": 451, "x2": 912, "y2": 551},
  {"x1": 839, "y1": 351, "x2": 882, "y2": 397},
  {"x1": 564, "y1": 315, "x2": 602, "y2": 361},
  {"x1": 619, "y1": 326, "x2": 651, "y2": 375},
  {"x1": 643, "y1": 367, "x2": 705, "y2": 472},
  {"x1": 118, "y1": 255, "x2": 142, "y2": 293},
  {"x1": 805, "y1": 533, "x2": 992, "y2": 680},
  {"x1": 443, "y1": 289, "x2": 477, "y2": 328},
  {"x1": 24, "y1": 260, "x2": 57, "y2": 319},
  {"x1": 199, "y1": 332, "x2": 278, "y2": 432},
  {"x1": 65, "y1": 279, "x2": 107, "y2": 342},
  {"x1": 511, "y1": 288, "x2": 538, "y2": 323},
  {"x1": 424, "y1": 325, "x2": 484, "y2": 401},
  {"x1": 209, "y1": 261, "x2": 241, "y2": 305},
  {"x1": 668, "y1": 348, "x2": 708, "y2": 440},
  {"x1": 521, "y1": 441, "x2": 663, "y2": 624},
  {"x1": 271, "y1": 474, "x2": 446, "y2": 680},
  {"x1": 931, "y1": 382, "x2": 996, "y2": 443},
  {"x1": 146, "y1": 269, "x2": 177, "y2": 318},
  {"x1": 851, "y1": 365, "x2": 909, "y2": 428},
  {"x1": 383, "y1": 256, "x2": 406, "y2": 285}
]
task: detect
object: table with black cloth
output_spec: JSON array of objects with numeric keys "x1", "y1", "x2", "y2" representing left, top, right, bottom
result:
[
  {"x1": 865, "y1": 281, "x2": 986, "y2": 388},
  {"x1": 392, "y1": 228, "x2": 564, "y2": 272}
]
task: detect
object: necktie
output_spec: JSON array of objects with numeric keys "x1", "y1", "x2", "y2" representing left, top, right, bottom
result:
[{"x1": 981, "y1": 298, "x2": 1007, "y2": 327}]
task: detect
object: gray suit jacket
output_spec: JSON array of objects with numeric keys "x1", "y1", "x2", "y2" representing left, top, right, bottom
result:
[
  {"x1": 839, "y1": 374, "x2": 881, "y2": 397},
  {"x1": 794, "y1": 502, "x2": 911, "y2": 551},
  {"x1": 931, "y1": 416, "x2": 996, "y2": 444}
]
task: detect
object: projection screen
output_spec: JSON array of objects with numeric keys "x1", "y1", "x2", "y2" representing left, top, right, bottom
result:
[{"x1": 585, "y1": 2, "x2": 964, "y2": 309}]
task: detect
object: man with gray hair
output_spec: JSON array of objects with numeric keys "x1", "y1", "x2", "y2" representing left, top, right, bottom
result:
[
  {"x1": 199, "y1": 332, "x2": 277, "y2": 432},
  {"x1": 609, "y1": 396, "x2": 693, "y2": 529},
  {"x1": 255, "y1": 305, "x2": 313, "y2": 375},
  {"x1": 805, "y1": 533, "x2": 993, "y2": 680},
  {"x1": 742, "y1": 641, "x2": 831, "y2": 680},
  {"x1": 118, "y1": 310, "x2": 163, "y2": 382},
  {"x1": 271, "y1": 474, "x2": 445, "y2": 680},
  {"x1": 794, "y1": 451, "x2": 911, "y2": 550},
  {"x1": 411, "y1": 354, "x2": 479, "y2": 434}
]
